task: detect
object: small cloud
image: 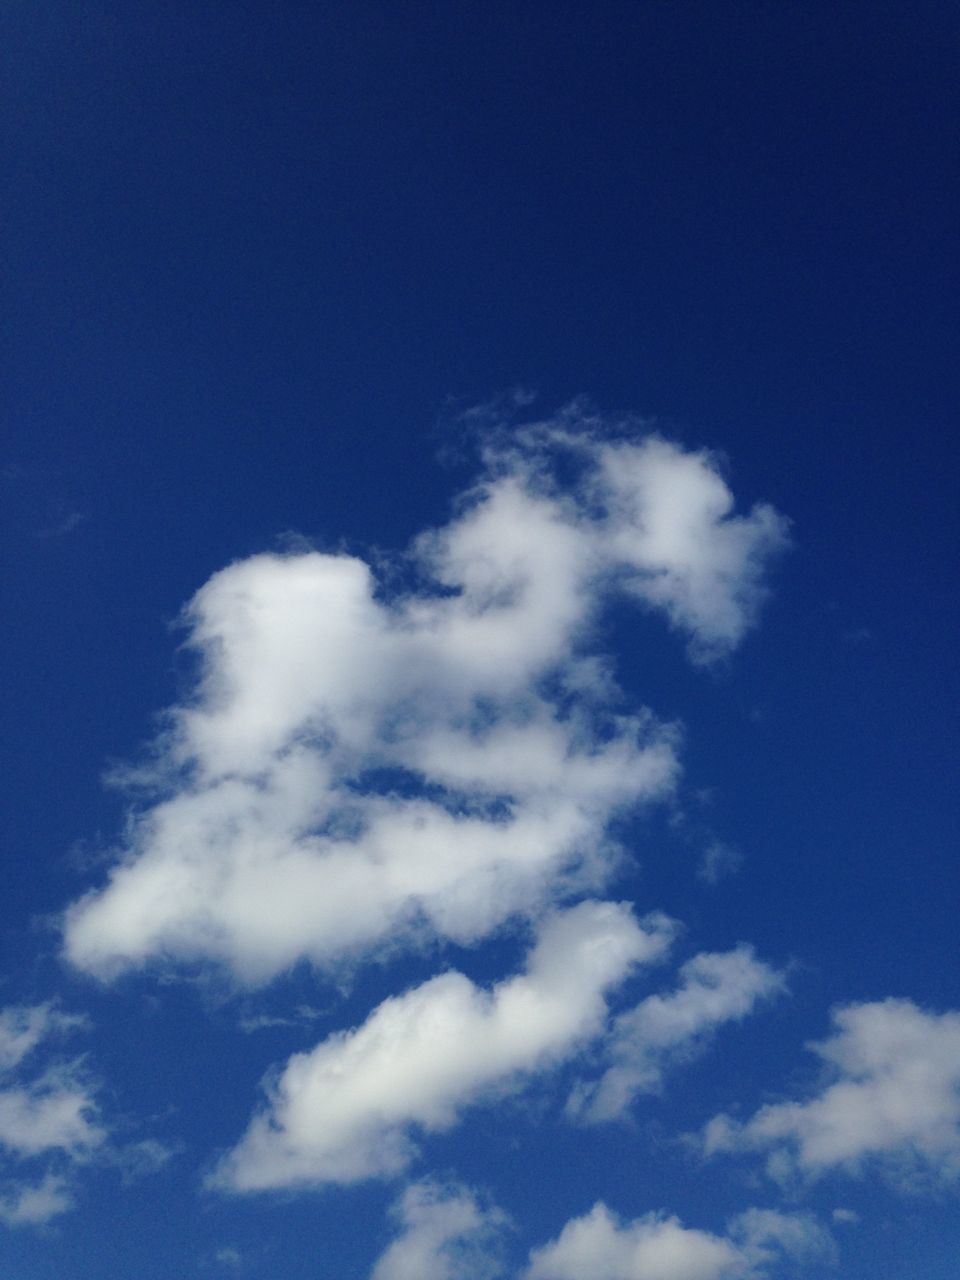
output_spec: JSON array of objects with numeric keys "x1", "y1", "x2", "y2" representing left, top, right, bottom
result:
[
  {"x1": 0, "y1": 1003, "x2": 89, "y2": 1073},
  {"x1": 832, "y1": 1207, "x2": 860, "y2": 1224},
  {"x1": 112, "y1": 1137, "x2": 176, "y2": 1184},
  {"x1": 697, "y1": 842, "x2": 744, "y2": 885},
  {"x1": 0, "y1": 1174, "x2": 73, "y2": 1227},
  {"x1": 568, "y1": 944, "x2": 783, "y2": 1123},
  {"x1": 1, "y1": 465, "x2": 87, "y2": 539},
  {"x1": 237, "y1": 1003, "x2": 327, "y2": 1035},
  {"x1": 236, "y1": 1013, "x2": 299, "y2": 1034},
  {"x1": 215, "y1": 1246, "x2": 243, "y2": 1268},
  {"x1": 702, "y1": 998, "x2": 960, "y2": 1188},
  {"x1": 372, "y1": 1180, "x2": 509, "y2": 1280}
]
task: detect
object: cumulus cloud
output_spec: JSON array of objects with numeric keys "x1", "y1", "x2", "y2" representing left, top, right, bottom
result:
[
  {"x1": 526, "y1": 1203, "x2": 742, "y2": 1280},
  {"x1": 371, "y1": 1180, "x2": 508, "y2": 1280},
  {"x1": 703, "y1": 998, "x2": 960, "y2": 1185},
  {"x1": 212, "y1": 902, "x2": 672, "y2": 1190},
  {"x1": 63, "y1": 420, "x2": 785, "y2": 986},
  {"x1": 525, "y1": 1201, "x2": 832, "y2": 1280},
  {"x1": 569, "y1": 946, "x2": 784, "y2": 1123}
]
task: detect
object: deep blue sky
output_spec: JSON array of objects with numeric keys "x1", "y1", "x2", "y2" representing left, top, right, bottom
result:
[{"x1": 2, "y1": 4, "x2": 958, "y2": 1277}]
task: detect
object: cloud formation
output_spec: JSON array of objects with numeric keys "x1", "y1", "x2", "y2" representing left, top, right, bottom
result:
[
  {"x1": 213, "y1": 902, "x2": 672, "y2": 1190},
  {"x1": 372, "y1": 1180, "x2": 508, "y2": 1280},
  {"x1": 0, "y1": 1173, "x2": 73, "y2": 1227},
  {"x1": 0, "y1": 1004, "x2": 103, "y2": 1227},
  {"x1": 569, "y1": 946, "x2": 785, "y2": 1123},
  {"x1": 63, "y1": 423, "x2": 786, "y2": 986},
  {"x1": 704, "y1": 998, "x2": 960, "y2": 1185},
  {"x1": 0, "y1": 1003, "x2": 86, "y2": 1072},
  {"x1": 526, "y1": 1202, "x2": 832, "y2": 1280}
]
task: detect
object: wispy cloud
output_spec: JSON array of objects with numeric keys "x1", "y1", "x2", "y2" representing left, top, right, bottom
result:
[
  {"x1": 0, "y1": 1004, "x2": 102, "y2": 1227},
  {"x1": 0, "y1": 1173, "x2": 74, "y2": 1227},
  {"x1": 697, "y1": 842, "x2": 745, "y2": 886},
  {"x1": 0, "y1": 1003, "x2": 88, "y2": 1072},
  {"x1": 568, "y1": 945, "x2": 785, "y2": 1123}
]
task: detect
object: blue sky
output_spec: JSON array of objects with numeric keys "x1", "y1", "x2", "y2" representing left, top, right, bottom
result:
[{"x1": 2, "y1": 3, "x2": 958, "y2": 1277}]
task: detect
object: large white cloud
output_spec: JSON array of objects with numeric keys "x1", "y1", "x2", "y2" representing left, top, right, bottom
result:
[
  {"x1": 211, "y1": 901, "x2": 673, "y2": 1190},
  {"x1": 569, "y1": 946, "x2": 785, "y2": 1123},
  {"x1": 525, "y1": 1201, "x2": 832, "y2": 1280},
  {"x1": 63, "y1": 423, "x2": 786, "y2": 986},
  {"x1": 704, "y1": 998, "x2": 960, "y2": 1185}
]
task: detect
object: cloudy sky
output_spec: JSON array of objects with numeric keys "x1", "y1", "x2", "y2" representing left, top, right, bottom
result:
[{"x1": 2, "y1": 3, "x2": 958, "y2": 1277}]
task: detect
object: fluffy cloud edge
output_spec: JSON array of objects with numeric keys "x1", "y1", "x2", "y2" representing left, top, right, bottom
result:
[
  {"x1": 568, "y1": 944, "x2": 785, "y2": 1123},
  {"x1": 703, "y1": 998, "x2": 960, "y2": 1187},
  {"x1": 62, "y1": 419, "x2": 787, "y2": 988},
  {"x1": 526, "y1": 1201, "x2": 834, "y2": 1280},
  {"x1": 210, "y1": 902, "x2": 674, "y2": 1191}
]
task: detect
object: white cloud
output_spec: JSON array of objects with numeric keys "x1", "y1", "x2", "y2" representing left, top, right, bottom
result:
[
  {"x1": 0, "y1": 1066, "x2": 104, "y2": 1158},
  {"x1": 526, "y1": 1202, "x2": 742, "y2": 1280},
  {"x1": 704, "y1": 998, "x2": 960, "y2": 1184},
  {"x1": 590, "y1": 438, "x2": 787, "y2": 664},
  {"x1": 63, "y1": 421, "x2": 785, "y2": 986},
  {"x1": 0, "y1": 1173, "x2": 73, "y2": 1227},
  {"x1": 211, "y1": 902, "x2": 673, "y2": 1190},
  {"x1": 112, "y1": 1136, "x2": 176, "y2": 1184},
  {"x1": 0, "y1": 1001, "x2": 168, "y2": 1228},
  {"x1": 830, "y1": 1208, "x2": 859, "y2": 1224},
  {"x1": 569, "y1": 946, "x2": 784, "y2": 1123},
  {"x1": 525, "y1": 1202, "x2": 832, "y2": 1280},
  {"x1": 0, "y1": 1007, "x2": 103, "y2": 1161},
  {"x1": 0, "y1": 1004, "x2": 85, "y2": 1072},
  {"x1": 371, "y1": 1181, "x2": 508, "y2": 1280},
  {"x1": 727, "y1": 1208, "x2": 835, "y2": 1269},
  {"x1": 0, "y1": 1003, "x2": 106, "y2": 1230}
]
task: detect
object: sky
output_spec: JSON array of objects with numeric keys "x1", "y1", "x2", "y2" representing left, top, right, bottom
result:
[{"x1": 1, "y1": 2, "x2": 958, "y2": 1277}]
